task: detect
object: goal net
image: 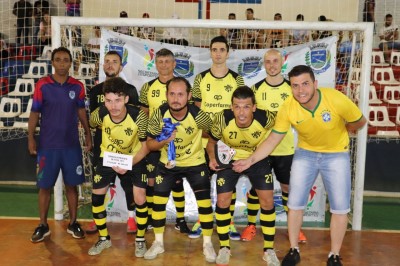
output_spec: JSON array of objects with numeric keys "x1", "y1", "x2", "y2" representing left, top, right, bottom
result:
[{"x1": 48, "y1": 16, "x2": 373, "y2": 230}]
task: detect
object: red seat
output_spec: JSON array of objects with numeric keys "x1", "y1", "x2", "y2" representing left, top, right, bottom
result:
[
  {"x1": 15, "y1": 45, "x2": 37, "y2": 60},
  {"x1": 0, "y1": 77, "x2": 9, "y2": 95}
]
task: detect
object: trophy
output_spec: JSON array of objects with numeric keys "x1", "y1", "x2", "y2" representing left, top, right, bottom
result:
[{"x1": 156, "y1": 118, "x2": 180, "y2": 169}]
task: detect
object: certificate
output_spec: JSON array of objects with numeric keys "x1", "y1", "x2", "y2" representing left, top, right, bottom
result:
[{"x1": 103, "y1": 151, "x2": 133, "y2": 170}]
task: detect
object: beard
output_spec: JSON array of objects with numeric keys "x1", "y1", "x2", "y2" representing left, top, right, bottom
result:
[
  {"x1": 105, "y1": 71, "x2": 118, "y2": 78},
  {"x1": 170, "y1": 104, "x2": 187, "y2": 112}
]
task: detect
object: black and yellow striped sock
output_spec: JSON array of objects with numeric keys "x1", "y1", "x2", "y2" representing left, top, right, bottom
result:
[
  {"x1": 282, "y1": 191, "x2": 289, "y2": 213},
  {"x1": 194, "y1": 190, "x2": 213, "y2": 237},
  {"x1": 152, "y1": 192, "x2": 169, "y2": 234},
  {"x1": 247, "y1": 188, "x2": 260, "y2": 226},
  {"x1": 146, "y1": 185, "x2": 154, "y2": 224},
  {"x1": 260, "y1": 207, "x2": 276, "y2": 251},
  {"x1": 135, "y1": 202, "x2": 148, "y2": 238},
  {"x1": 172, "y1": 181, "x2": 185, "y2": 221},
  {"x1": 92, "y1": 193, "x2": 108, "y2": 237},
  {"x1": 216, "y1": 205, "x2": 231, "y2": 249},
  {"x1": 230, "y1": 189, "x2": 236, "y2": 223}
]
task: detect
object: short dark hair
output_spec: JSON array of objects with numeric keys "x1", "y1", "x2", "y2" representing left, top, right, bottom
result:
[
  {"x1": 232, "y1": 86, "x2": 256, "y2": 105},
  {"x1": 318, "y1": 15, "x2": 327, "y2": 21},
  {"x1": 120, "y1": 11, "x2": 128, "y2": 18},
  {"x1": 51, "y1": 47, "x2": 72, "y2": 62},
  {"x1": 105, "y1": 50, "x2": 122, "y2": 63},
  {"x1": 288, "y1": 65, "x2": 316, "y2": 82},
  {"x1": 296, "y1": 14, "x2": 304, "y2": 21},
  {"x1": 166, "y1": 77, "x2": 191, "y2": 94},
  {"x1": 103, "y1": 77, "x2": 128, "y2": 96},
  {"x1": 156, "y1": 48, "x2": 175, "y2": 59},
  {"x1": 210, "y1": 35, "x2": 229, "y2": 52},
  {"x1": 246, "y1": 8, "x2": 254, "y2": 14},
  {"x1": 274, "y1": 13, "x2": 282, "y2": 18},
  {"x1": 228, "y1": 13, "x2": 236, "y2": 18},
  {"x1": 386, "y1": 14, "x2": 393, "y2": 19}
]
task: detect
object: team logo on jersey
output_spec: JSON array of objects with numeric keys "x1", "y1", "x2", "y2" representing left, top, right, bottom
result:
[
  {"x1": 174, "y1": 52, "x2": 194, "y2": 78},
  {"x1": 143, "y1": 44, "x2": 155, "y2": 70},
  {"x1": 321, "y1": 110, "x2": 332, "y2": 122},
  {"x1": 69, "y1": 91, "x2": 75, "y2": 99},
  {"x1": 76, "y1": 165, "x2": 83, "y2": 175},
  {"x1": 106, "y1": 38, "x2": 128, "y2": 67},
  {"x1": 238, "y1": 56, "x2": 262, "y2": 79},
  {"x1": 305, "y1": 43, "x2": 331, "y2": 74}
]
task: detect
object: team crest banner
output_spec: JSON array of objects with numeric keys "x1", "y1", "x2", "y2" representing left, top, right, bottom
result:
[{"x1": 100, "y1": 29, "x2": 337, "y2": 89}]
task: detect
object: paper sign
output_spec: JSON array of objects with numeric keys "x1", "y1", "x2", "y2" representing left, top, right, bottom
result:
[{"x1": 103, "y1": 151, "x2": 133, "y2": 170}]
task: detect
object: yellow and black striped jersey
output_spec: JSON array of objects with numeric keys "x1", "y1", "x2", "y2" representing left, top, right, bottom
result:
[
  {"x1": 147, "y1": 104, "x2": 212, "y2": 167},
  {"x1": 252, "y1": 79, "x2": 295, "y2": 155},
  {"x1": 192, "y1": 69, "x2": 245, "y2": 120},
  {"x1": 139, "y1": 78, "x2": 168, "y2": 118},
  {"x1": 90, "y1": 104, "x2": 148, "y2": 158},
  {"x1": 210, "y1": 108, "x2": 276, "y2": 160}
]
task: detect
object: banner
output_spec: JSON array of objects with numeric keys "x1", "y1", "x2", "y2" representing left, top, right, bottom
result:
[
  {"x1": 101, "y1": 29, "x2": 333, "y2": 223},
  {"x1": 100, "y1": 29, "x2": 337, "y2": 89}
]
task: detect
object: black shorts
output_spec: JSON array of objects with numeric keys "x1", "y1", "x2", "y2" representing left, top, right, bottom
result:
[
  {"x1": 154, "y1": 163, "x2": 210, "y2": 193},
  {"x1": 216, "y1": 158, "x2": 273, "y2": 194},
  {"x1": 93, "y1": 159, "x2": 147, "y2": 189},
  {"x1": 146, "y1": 151, "x2": 161, "y2": 179},
  {"x1": 269, "y1": 155, "x2": 293, "y2": 185}
]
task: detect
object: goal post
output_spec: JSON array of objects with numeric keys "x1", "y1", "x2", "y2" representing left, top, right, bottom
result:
[{"x1": 51, "y1": 16, "x2": 373, "y2": 230}]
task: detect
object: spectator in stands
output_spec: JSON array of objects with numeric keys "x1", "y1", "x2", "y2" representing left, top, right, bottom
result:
[
  {"x1": 39, "y1": 11, "x2": 51, "y2": 55},
  {"x1": 289, "y1": 14, "x2": 310, "y2": 46},
  {"x1": 137, "y1": 13, "x2": 155, "y2": 41},
  {"x1": 33, "y1": 1, "x2": 49, "y2": 45},
  {"x1": 0, "y1": 38, "x2": 9, "y2": 70},
  {"x1": 363, "y1": 0, "x2": 375, "y2": 22},
  {"x1": 87, "y1": 26, "x2": 101, "y2": 59},
  {"x1": 161, "y1": 14, "x2": 189, "y2": 46},
  {"x1": 13, "y1": 0, "x2": 33, "y2": 45},
  {"x1": 220, "y1": 13, "x2": 241, "y2": 49},
  {"x1": 233, "y1": 65, "x2": 367, "y2": 266},
  {"x1": 64, "y1": 0, "x2": 80, "y2": 16},
  {"x1": 28, "y1": 47, "x2": 91, "y2": 243},
  {"x1": 114, "y1": 11, "x2": 134, "y2": 36},
  {"x1": 64, "y1": 0, "x2": 81, "y2": 45},
  {"x1": 312, "y1": 15, "x2": 332, "y2": 41},
  {"x1": 265, "y1": 13, "x2": 289, "y2": 48},
  {"x1": 363, "y1": 0, "x2": 375, "y2": 33},
  {"x1": 242, "y1": 8, "x2": 263, "y2": 49},
  {"x1": 379, "y1": 14, "x2": 400, "y2": 62}
]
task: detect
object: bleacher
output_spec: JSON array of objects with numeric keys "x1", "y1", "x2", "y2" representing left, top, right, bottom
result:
[
  {"x1": 337, "y1": 49, "x2": 400, "y2": 137},
  {"x1": 0, "y1": 44, "x2": 96, "y2": 129}
]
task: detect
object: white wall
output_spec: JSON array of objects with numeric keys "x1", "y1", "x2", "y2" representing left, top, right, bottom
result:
[{"x1": 1, "y1": 0, "x2": 400, "y2": 48}]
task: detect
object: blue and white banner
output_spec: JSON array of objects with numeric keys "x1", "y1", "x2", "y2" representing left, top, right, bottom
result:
[{"x1": 100, "y1": 29, "x2": 337, "y2": 90}]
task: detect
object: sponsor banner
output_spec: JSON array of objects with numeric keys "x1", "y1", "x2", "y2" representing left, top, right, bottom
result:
[
  {"x1": 100, "y1": 29, "x2": 337, "y2": 89},
  {"x1": 165, "y1": 174, "x2": 326, "y2": 224},
  {"x1": 104, "y1": 173, "x2": 325, "y2": 223},
  {"x1": 105, "y1": 178, "x2": 128, "y2": 222}
]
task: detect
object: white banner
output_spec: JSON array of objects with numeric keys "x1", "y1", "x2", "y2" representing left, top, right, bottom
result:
[
  {"x1": 101, "y1": 29, "x2": 333, "y2": 223},
  {"x1": 100, "y1": 29, "x2": 337, "y2": 89}
]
